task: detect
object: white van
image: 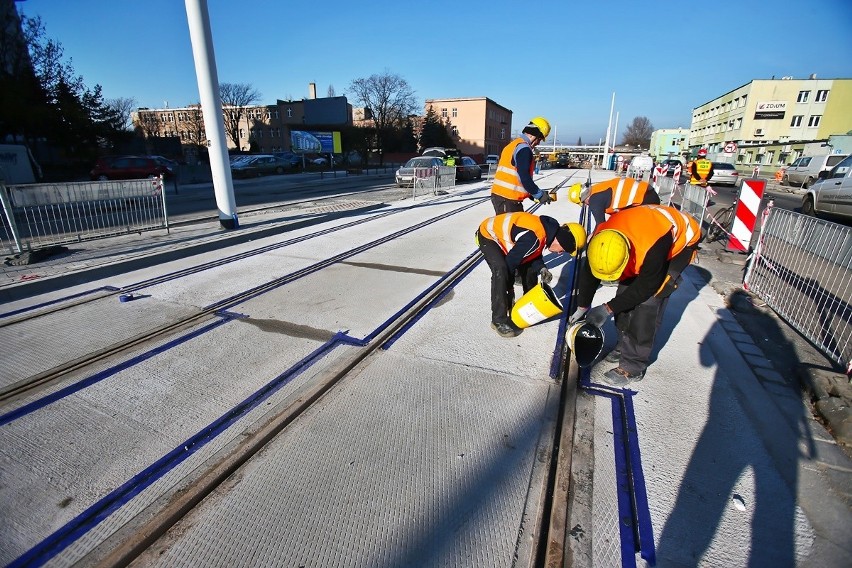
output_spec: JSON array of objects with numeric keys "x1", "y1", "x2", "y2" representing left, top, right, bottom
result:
[
  {"x1": 802, "y1": 154, "x2": 852, "y2": 221},
  {"x1": 0, "y1": 144, "x2": 41, "y2": 184},
  {"x1": 627, "y1": 155, "x2": 654, "y2": 179},
  {"x1": 783, "y1": 153, "x2": 848, "y2": 188}
]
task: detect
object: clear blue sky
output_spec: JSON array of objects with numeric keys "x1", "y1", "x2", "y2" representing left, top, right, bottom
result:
[{"x1": 17, "y1": 0, "x2": 852, "y2": 144}]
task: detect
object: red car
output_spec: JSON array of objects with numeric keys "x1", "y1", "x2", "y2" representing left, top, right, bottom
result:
[{"x1": 90, "y1": 156, "x2": 175, "y2": 181}]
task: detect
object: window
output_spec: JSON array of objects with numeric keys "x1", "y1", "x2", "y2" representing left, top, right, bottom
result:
[
  {"x1": 451, "y1": 126, "x2": 458, "y2": 136},
  {"x1": 441, "y1": 108, "x2": 448, "y2": 118},
  {"x1": 808, "y1": 115, "x2": 821, "y2": 127},
  {"x1": 816, "y1": 90, "x2": 829, "y2": 102},
  {"x1": 286, "y1": 107, "x2": 293, "y2": 118},
  {"x1": 451, "y1": 108, "x2": 457, "y2": 118},
  {"x1": 239, "y1": 128, "x2": 245, "y2": 139},
  {"x1": 790, "y1": 115, "x2": 803, "y2": 127},
  {"x1": 796, "y1": 90, "x2": 810, "y2": 103},
  {"x1": 500, "y1": 127, "x2": 505, "y2": 140}
]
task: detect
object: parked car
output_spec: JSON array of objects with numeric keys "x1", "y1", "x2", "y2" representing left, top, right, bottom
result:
[
  {"x1": 456, "y1": 156, "x2": 483, "y2": 181},
  {"x1": 801, "y1": 154, "x2": 852, "y2": 221},
  {"x1": 659, "y1": 158, "x2": 684, "y2": 177},
  {"x1": 783, "y1": 154, "x2": 848, "y2": 188},
  {"x1": 230, "y1": 155, "x2": 290, "y2": 178},
  {"x1": 90, "y1": 155, "x2": 175, "y2": 181},
  {"x1": 272, "y1": 151, "x2": 302, "y2": 168},
  {"x1": 627, "y1": 155, "x2": 654, "y2": 177},
  {"x1": 710, "y1": 162, "x2": 740, "y2": 187},
  {"x1": 395, "y1": 156, "x2": 444, "y2": 187},
  {"x1": 485, "y1": 154, "x2": 499, "y2": 165}
]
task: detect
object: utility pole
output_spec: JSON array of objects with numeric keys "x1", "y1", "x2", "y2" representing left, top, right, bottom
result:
[
  {"x1": 184, "y1": 0, "x2": 239, "y2": 229},
  {"x1": 602, "y1": 93, "x2": 615, "y2": 171}
]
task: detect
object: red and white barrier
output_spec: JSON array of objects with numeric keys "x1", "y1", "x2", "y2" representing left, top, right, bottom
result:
[{"x1": 727, "y1": 178, "x2": 766, "y2": 251}]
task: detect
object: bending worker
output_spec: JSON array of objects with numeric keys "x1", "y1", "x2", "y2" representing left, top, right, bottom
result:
[
  {"x1": 568, "y1": 176, "x2": 660, "y2": 226},
  {"x1": 570, "y1": 204, "x2": 701, "y2": 386},
  {"x1": 690, "y1": 148, "x2": 714, "y2": 186},
  {"x1": 478, "y1": 212, "x2": 586, "y2": 338},
  {"x1": 491, "y1": 117, "x2": 554, "y2": 214}
]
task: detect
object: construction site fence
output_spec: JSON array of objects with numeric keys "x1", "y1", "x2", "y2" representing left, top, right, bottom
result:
[
  {"x1": 411, "y1": 166, "x2": 456, "y2": 199},
  {"x1": 0, "y1": 177, "x2": 169, "y2": 255},
  {"x1": 655, "y1": 176, "x2": 710, "y2": 235},
  {"x1": 744, "y1": 207, "x2": 852, "y2": 372}
]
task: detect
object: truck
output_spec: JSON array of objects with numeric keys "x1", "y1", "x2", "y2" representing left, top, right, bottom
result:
[{"x1": 0, "y1": 144, "x2": 41, "y2": 184}]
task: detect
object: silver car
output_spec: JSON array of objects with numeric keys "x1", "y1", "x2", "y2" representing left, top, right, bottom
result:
[
  {"x1": 711, "y1": 162, "x2": 740, "y2": 187},
  {"x1": 395, "y1": 157, "x2": 444, "y2": 187}
]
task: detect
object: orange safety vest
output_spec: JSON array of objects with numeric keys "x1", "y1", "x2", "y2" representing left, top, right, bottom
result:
[
  {"x1": 491, "y1": 137, "x2": 535, "y2": 201},
  {"x1": 589, "y1": 177, "x2": 656, "y2": 215},
  {"x1": 690, "y1": 159, "x2": 712, "y2": 184},
  {"x1": 479, "y1": 211, "x2": 546, "y2": 261},
  {"x1": 594, "y1": 205, "x2": 700, "y2": 279}
]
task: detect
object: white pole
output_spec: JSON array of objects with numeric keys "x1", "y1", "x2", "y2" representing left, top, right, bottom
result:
[
  {"x1": 612, "y1": 112, "x2": 620, "y2": 151},
  {"x1": 184, "y1": 0, "x2": 239, "y2": 229},
  {"x1": 602, "y1": 92, "x2": 615, "y2": 171}
]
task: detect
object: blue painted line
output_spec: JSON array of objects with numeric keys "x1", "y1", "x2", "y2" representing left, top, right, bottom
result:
[
  {"x1": 581, "y1": 376, "x2": 657, "y2": 567},
  {"x1": 8, "y1": 331, "x2": 353, "y2": 568},
  {"x1": 0, "y1": 316, "x2": 233, "y2": 427},
  {"x1": 379, "y1": 251, "x2": 483, "y2": 349},
  {"x1": 0, "y1": 286, "x2": 119, "y2": 319}
]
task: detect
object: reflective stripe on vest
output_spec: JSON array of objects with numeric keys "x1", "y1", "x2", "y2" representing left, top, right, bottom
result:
[
  {"x1": 492, "y1": 138, "x2": 534, "y2": 200},
  {"x1": 479, "y1": 212, "x2": 546, "y2": 258},
  {"x1": 690, "y1": 159, "x2": 712, "y2": 184}
]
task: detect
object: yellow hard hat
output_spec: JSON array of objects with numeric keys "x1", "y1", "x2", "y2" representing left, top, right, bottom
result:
[
  {"x1": 587, "y1": 229, "x2": 630, "y2": 280},
  {"x1": 568, "y1": 183, "x2": 584, "y2": 204},
  {"x1": 529, "y1": 116, "x2": 551, "y2": 139},
  {"x1": 563, "y1": 222, "x2": 586, "y2": 255}
]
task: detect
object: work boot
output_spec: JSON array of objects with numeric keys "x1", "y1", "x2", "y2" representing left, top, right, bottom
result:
[
  {"x1": 491, "y1": 321, "x2": 522, "y2": 338},
  {"x1": 601, "y1": 367, "x2": 644, "y2": 387},
  {"x1": 604, "y1": 350, "x2": 621, "y2": 363}
]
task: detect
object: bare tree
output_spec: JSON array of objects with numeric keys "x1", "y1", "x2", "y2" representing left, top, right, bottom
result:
[
  {"x1": 104, "y1": 97, "x2": 137, "y2": 131},
  {"x1": 622, "y1": 116, "x2": 654, "y2": 148},
  {"x1": 219, "y1": 82, "x2": 261, "y2": 150},
  {"x1": 327, "y1": 84, "x2": 335, "y2": 97},
  {"x1": 134, "y1": 109, "x2": 161, "y2": 138},
  {"x1": 184, "y1": 104, "x2": 207, "y2": 162},
  {"x1": 347, "y1": 71, "x2": 417, "y2": 164}
]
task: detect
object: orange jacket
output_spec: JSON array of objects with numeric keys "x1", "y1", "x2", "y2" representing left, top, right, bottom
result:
[
  {"x1": 479, "y1": 211, "x2": 547, "y2": 260},
  {"x1": 588, "y1": 177, "x2": 660, "y2": 216},
  {"x1": 595, "y1": 204, "x2": 700, "y2": 279},
  {"x1": 491, "y1": 137, "x2": 535, "y2": 201}
]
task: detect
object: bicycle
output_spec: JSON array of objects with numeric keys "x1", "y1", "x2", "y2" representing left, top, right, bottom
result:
[{"x1": 705, "y1": 197, "x2": 736, "y2": 243}]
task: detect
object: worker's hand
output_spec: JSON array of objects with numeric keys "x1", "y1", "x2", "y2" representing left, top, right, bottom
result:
[
  {"x1": 585, "y1": 304, "x2": 613, "y2": 328},
  {"x1": 539, "y1": 267, "x2": 553, "y2": 285},
  {"x1": 568, "y1": 307, "x2": 589, "y2": 324},
  {"x1": 535, "y1": 191, "x2": 552, "y2": 204}
]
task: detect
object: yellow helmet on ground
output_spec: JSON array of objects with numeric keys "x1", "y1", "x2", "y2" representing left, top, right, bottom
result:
[
  {"x1": 563, "y1": 222, "x2": 587, "y2": 255},
  {"x1": 568, "y1": 183, "x2": 584, "y2": 204},
  {"x1": 528, "y1": 116, "x2": 551, "y2": 139},
  {"x1": 587, "y1": 229, "x2": 630, "y2": 280}
]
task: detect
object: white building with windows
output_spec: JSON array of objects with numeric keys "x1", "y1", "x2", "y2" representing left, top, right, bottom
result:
[{"x1": 688, "y1": 76, "x2": 852, "y2": 174}]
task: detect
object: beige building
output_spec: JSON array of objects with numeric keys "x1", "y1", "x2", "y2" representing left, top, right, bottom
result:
[
  {"x1": 424, "y1": 97, "x2": 513, "y2": 157},
  {"x1": 689, "y1": 77, "x2": 852, "y2": 172}
]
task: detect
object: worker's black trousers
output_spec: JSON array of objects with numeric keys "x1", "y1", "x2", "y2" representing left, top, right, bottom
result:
[
  {"x1": 491, "y1": 194, "x2": 524, "y2": 215},
  {"x1": 478, "y1": 233, "x2": 537, "y2": 325},
  {"x1": 613, "y1": 285, "x2": 670, "y2": 376}
]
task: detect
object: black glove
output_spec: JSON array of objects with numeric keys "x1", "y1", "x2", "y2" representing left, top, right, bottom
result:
[
  {"x1": 535, "y1": 191, "x2": 552, "y2": 204},
  {"x1": 585, "y1": 304, "x2": 612, "y2": 328},
  {"x1": 539, "y1": 267, "x2": 553, "y2": 285}
]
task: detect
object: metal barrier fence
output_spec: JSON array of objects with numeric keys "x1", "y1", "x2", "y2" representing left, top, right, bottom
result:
[
  {"x1": 744, "y1": 207, "x2": 852, "y2": 372},
  {"x1": 411, "y1": 166, "x2": 456, "y2": 199},
  {"x1": 655, "y1": 176, "x2": 710, "y2": 237},
  {"x1": 0, "y1": 177, "x2": 169, "y2": 255}
]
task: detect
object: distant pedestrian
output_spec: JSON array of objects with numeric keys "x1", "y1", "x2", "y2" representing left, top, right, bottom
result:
[
  {"x1": 491, "y1": 117, "x2": 554, "y2": 214},
  {"x1": 477, "y1": 213, "x2": 585, "y2": 337},
  {"x1": 690, "y1": 148, "x2": 714, "y2": 186}
]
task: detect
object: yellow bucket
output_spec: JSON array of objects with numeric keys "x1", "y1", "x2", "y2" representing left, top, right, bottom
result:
[
  {"x1": 566, "y1": 322, "x2": 605, "y2": 367},
  {"x1": 511, "y1": 282, "x2": 564, "y2": 329}
]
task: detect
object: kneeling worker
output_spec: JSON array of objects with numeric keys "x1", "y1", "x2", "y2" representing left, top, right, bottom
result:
[
  {"x1": 570, "y1": 204, "x2": 701, "y2": 385},
  {"x1": 478, "y1": 213, "x2": 586, "y2": 338},
  {"x1": 568, "y1": 176, "x2": 660, "y2": 226}
]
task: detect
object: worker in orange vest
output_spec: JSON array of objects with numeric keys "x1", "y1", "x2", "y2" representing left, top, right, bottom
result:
[
  {"x1": 477, "y1": 213, "x2": 586, "y2": 337},
  {"x1": 569, "y1": 204, "x2": 701, "y2": 385},
  {"x1": 490, "y1": 117, "x2": 553, "y2": 214},
  {"x1": 568, "y1": 177, "x2": 661, "y2": 226}
]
